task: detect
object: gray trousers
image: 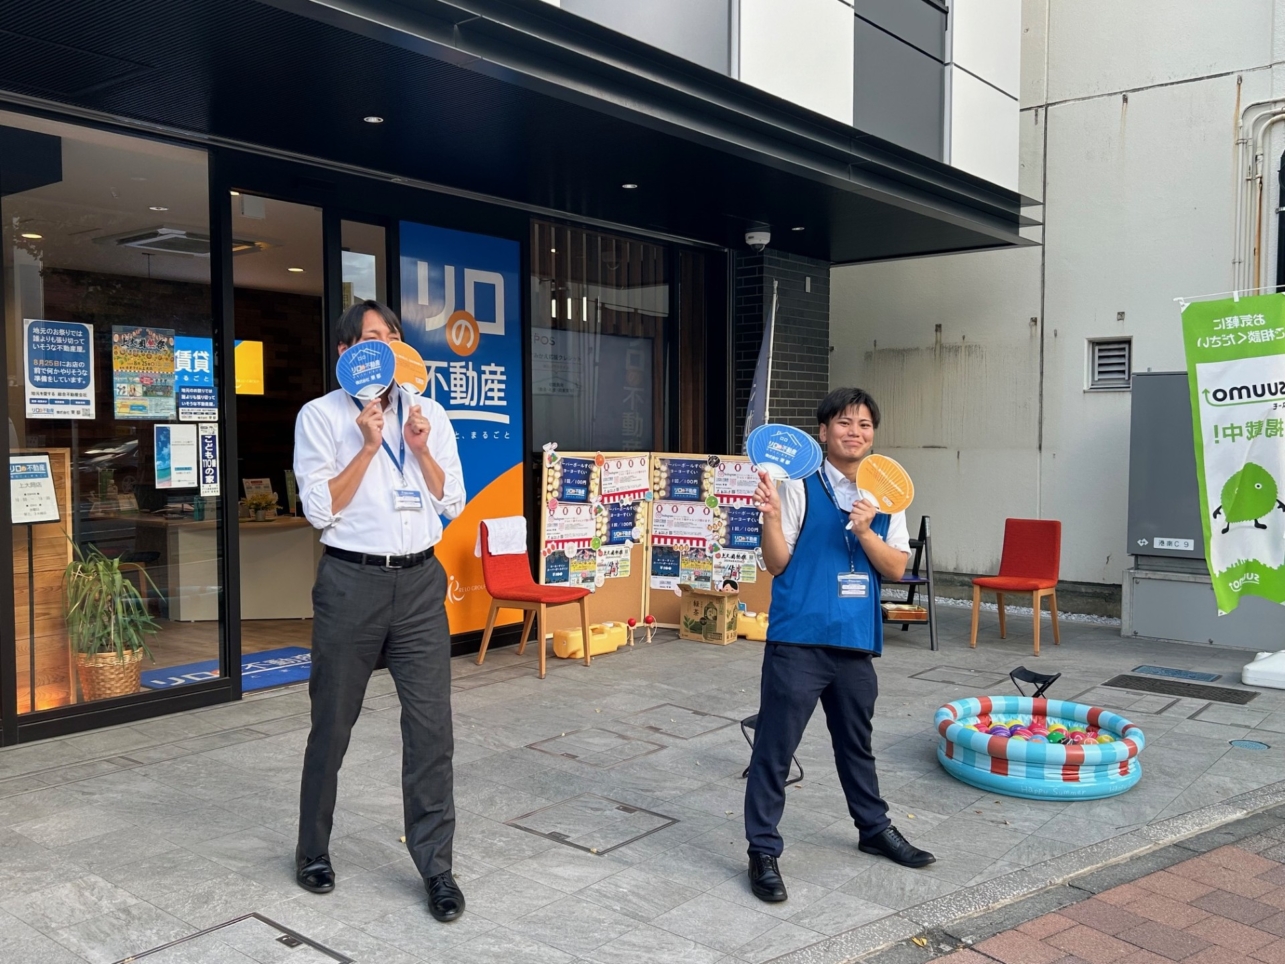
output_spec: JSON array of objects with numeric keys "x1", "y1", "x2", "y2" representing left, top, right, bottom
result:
[{"x1": 297, "y1": 552, "x2": 454, "y2": 878}]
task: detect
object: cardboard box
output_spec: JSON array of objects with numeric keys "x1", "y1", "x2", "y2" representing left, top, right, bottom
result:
[
  {"x1": 679, "y1": 585, "x2": 738, "y2": 645},
  {"x1": 881, "y1": 603, "x2": 929, "y2": 622}
]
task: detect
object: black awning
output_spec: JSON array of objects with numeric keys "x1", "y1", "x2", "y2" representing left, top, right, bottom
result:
[{"x1": 0, "y1": 0, "x2": 1031, "y2": 263}]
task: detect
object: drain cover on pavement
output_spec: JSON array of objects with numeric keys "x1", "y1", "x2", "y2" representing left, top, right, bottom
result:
[
  {"x1": 113, "y1": 914, "x2": 351, "y2": 963},
  {"x1": 1102, "y1": 674, "x2": 1257, "y2": 704},
  {"x1": 1133, "y1": 665, "x2": 1221, "y2": 683},
  {"x1": 527, "y1": 727, "x2": 665, "y2": 768},
  {"x1": 617, "y1": 703, "x2": 737, "y2": 739},
  {"x1": 1230, "y1": 740, "x2": 1272, "y2": 750},
  {"x1": 910, "y1": 666, "x2": 1009, "y2": 687},
  {"x1": 506, "y1": 793, "x2": 678, "y2": 855}
]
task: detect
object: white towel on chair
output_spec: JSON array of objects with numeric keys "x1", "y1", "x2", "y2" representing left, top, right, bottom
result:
[{"x1": 475, "y1": 517, "x2": 527, "y2": 557}]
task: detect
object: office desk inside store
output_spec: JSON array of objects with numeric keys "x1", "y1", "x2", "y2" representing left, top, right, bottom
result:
[{"x1": 131, "y1": 513, "x2": 322, "y2": 622}]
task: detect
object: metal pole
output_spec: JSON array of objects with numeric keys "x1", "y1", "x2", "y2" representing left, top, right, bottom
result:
[
  {"x1": 763, "y1": 279, "x2": 778, "y2": 423},
  {"x1": 26, "y1": 524, "x2": 35, "y2": 713}
]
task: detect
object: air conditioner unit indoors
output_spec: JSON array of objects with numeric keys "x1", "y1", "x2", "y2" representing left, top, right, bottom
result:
[{"x1": 94, "y1": 227, "x2": 266, "y2": 257}]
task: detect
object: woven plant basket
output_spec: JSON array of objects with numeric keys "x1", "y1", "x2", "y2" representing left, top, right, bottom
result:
[{"x1": 76, "y1": 649, "x2": 145, "y2": 701}]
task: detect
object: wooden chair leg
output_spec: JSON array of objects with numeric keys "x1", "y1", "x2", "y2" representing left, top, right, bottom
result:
[
  {"x1": 1031, "y1": 591, "x2": 1041, "y2": 657},
  {"x1": 969, "y1": 585, "x2": 981, "y2": 648},
  {"x1": 537, "y1": 604, "x2": 548, "y2": 679},
  {"x1": 517, "y1": 609, "x2": 535, "y2": 655},
  {"x1": 997, "y1": 592, "x2": 1007, "y2": 638},
  {"x1": 1049, "y1": 591, "x2": 1061, "y2": 646},
  {"x1": 578, "y1": 597, "x2": 593, "y2": 668},
  {"x1": 476, "y1": 600, "x2": 500, "y2": 665}
]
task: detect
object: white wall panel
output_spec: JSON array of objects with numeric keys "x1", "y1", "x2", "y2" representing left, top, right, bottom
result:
[
  {"x1": 948, "y1": 66, "x2": 1019, "y2": 190},
  {"x1": 739, "y1": 0, "x2": 855, "y2": 124},
  {"x1": 951, "y1": 0, "x2": 1022, "y2": 97},
  {"x1": 1046, "y1": 0, "x2": 1274, "y2": 103}
]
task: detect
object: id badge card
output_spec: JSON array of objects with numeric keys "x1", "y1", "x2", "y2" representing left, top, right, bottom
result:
[
  {"x1": 837, "y1": 572, "x2": 870, "y2": 599},
  {"x1": 394, "y1": 489, "x2": 424, "y2": 511}
]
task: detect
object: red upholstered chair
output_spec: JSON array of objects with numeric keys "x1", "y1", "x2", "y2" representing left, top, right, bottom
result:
[
  {"x1": 475, "y1": 519, "x2": 592, "y2": 679},
  {"x1": 970, "y1": 519, "x2": 1062, "y2": 656}
]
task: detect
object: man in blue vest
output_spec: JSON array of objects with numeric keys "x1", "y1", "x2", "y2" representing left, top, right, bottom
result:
[{"x1": 745, "y1": 387, "x2": 934, "y2": 903}]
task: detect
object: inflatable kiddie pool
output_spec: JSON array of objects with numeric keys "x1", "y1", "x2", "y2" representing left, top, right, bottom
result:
[{"x1": 934, "y1": 695, "x2": 1145, "y2": 800}]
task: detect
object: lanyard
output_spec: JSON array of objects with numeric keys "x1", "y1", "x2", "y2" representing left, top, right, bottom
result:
[
  {"x1": 351, "y1": 393, "x2": 405, "y2": 479},
  {"x1": 817, "y1": 468, "x2": 862, "y2": 573}
]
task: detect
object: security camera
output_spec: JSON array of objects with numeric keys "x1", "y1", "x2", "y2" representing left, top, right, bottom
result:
[{"x1": 745, "y1": 230, "x2": 771, "y2": 252}]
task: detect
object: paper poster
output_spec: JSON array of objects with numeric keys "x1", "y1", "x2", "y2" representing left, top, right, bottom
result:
[
  {"x1": 556, "y1": 457, "x2": 594, "y2": 502},
  {"x1": 569, "y1": 549, "x2": 598, "y2": 590},
  {"x1": 199, "y1": 423, "x2": 220, "y2": 497},
  {"x1": 651, "y1": 501, "x2": 716, "y2": 547},
  {"x1": 724, "y1": 505, "x2": 763, "y2": 549},
  {"x1": 679, "y1": 546, "x2": 713, "y2": 590},
  {"x1": 651, "y1": 545, "x2": 680, "y2": 591},
  {"x1": 1182, "y1": 293, "x2": 1285, "y2": 613},
  {"x1": 242, "y1": 477, "x2": 273, "y2": 499},
  {"x1": 600, "y1": 456, "x2": 649, "y2": 503},
  {"x1": 714, "y1": 458, "x2": 759, "y2": 505},
  {"x1": 662, "y1": 459, "x2": 705, "y2": 501},
  {"x1": 155, "y1": 424, "x2": 198, "y2": 489},
  {"x1": 113, "y1": 326, "x2": 175, "y2": 419},
  {"x1": 597, "y1": 545, "x2": 632, "y2": 580},
  {"x1": 606, "y1": 502, "x2": 642, "y2": 546},
  {"x1": 545, "y1": 502, "x2": 596, "y2": 550},
  {"x1": 9, "y1": 455, "x2": 59, "y2": 524},
  {"x1": 24, "y1": 319, "x2": 94, "y2": 419},
  {"x1": 714, "y1": 549, "x2": 758, "y2": 585},
  {"x1": 544, "y1": 551, "x2": 570, "y2": 585},
  {"x1": 175, "y1": 335, "x2": 217, "y2": 422}
]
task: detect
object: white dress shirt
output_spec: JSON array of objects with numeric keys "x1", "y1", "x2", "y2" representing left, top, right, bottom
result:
[
  {"x1": 778, "y1": 459, "x2": 910, "y2": 556},
  {"x1": 294, "y1": 386, "x2": 466, "y2": 554}
]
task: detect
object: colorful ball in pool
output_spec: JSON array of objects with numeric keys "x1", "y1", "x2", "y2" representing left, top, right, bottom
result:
[
  {"x1": 1099, "y1": 734, "x2": 1115, "y2": 744},
  {"x1": 990, "y1": 727, "x2": 1010, "y2": 738},
  {"x1": 1031, "y1": 734, "x2": 1048, "y2": 743}
]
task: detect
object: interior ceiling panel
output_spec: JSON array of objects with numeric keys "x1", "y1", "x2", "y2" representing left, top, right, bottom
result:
[{"x1": 0, "y1": 0, "x2": 1029, "y2": 264}]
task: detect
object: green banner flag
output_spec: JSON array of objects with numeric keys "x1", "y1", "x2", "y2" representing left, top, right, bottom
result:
[{"x1": 1182, "y1": 293, "x2": 1285, "y2": 614}]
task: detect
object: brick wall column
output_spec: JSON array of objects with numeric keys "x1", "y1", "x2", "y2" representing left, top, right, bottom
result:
[{"x1": 732, "y1": 250, "x2": 831, "y2": 449}]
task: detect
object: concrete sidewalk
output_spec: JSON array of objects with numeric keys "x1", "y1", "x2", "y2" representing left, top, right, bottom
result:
[{"x1": 0, "y1": 606, "x2": 1282, "y2": 964}]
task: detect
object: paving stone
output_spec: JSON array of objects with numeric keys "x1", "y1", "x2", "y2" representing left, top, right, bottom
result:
[
  {"x1": 1117, "y1": 920, "x2": 1213, "y2": 959},
  {"x1": 1191, "y1": 889, "x2": 1280, "y2": 925},
  {"x1": 1059, "y1": 898, "x2": 1149, "y2": 936},
  {"x1": 1185, "y1": 914, "x2": 1277, "y2": 954},
  {"x1": 972, "y1": 929, "x2": 1065, "y2": 964},
  {"x1": 1123, "y1": 891, "x2": 1213, "y2": 929}
]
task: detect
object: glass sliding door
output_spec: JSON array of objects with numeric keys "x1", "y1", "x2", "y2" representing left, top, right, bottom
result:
[{"x1": 1, "y1": 110, "x2": 224, "y2": 712}]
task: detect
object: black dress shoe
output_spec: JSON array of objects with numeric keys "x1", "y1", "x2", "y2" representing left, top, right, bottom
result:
[
  {"x1": 296, "y1": 854, "x2": 335, "y2": 893},
  {"x1": 426, "y1": 872, "x2": 466, "y2": 922},
  {"x1": 858, "y1": 826, "x2": 935, "y2": 868},
  {"x1": 748, "y1": 852, "x2": 788, "y2": 903}
]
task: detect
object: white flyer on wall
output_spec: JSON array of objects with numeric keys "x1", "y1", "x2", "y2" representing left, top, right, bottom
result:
[
  {"x1": 154, "y1": 423, "x2": 198, "y2": 489},
  {"x1": 24, "y1": 319, "x2": 95, "y2": 420},
  {"x1": 545, "y1": 502, "x2": 597, "y2": 550},
  {"x1": 596, "y1": 545, "x2": 632, "y2": 580},
  {"x1": 9, "y1": 455, "x2": 60, "y2": 524},
  {"x1": 714, "y1": 458, "x2": 760, "y2": 504}
]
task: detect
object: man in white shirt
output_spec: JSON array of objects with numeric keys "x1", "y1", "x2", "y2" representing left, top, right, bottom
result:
[
  {"x1": 293, "y1": 300, "x2": 468, "y2": 923},
  {"x1": 744, "y1": 388, "x2": 933, "y2": 904}
]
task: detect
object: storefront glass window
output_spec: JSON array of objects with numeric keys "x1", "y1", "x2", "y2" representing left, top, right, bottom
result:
[
  {"x1": 530, "y1": 221, "x2": 669, "y2": 452},
  {"x1": 1, "y1": 111, "x2": 221, "y2": 712}
]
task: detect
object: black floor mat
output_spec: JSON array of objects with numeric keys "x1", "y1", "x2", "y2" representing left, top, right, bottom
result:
[{"x1": 1102, "y1": 674, "x2": 1258, "y2": 704}]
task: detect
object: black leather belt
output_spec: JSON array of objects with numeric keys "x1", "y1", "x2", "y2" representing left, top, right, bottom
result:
[{"x1": 325, "y1": 546, "x2": 435, "y2": 569}]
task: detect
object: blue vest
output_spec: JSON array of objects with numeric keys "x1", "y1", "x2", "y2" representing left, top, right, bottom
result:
[{"x1": 769, "y1": 470, "x2": 890, "y2": 655}]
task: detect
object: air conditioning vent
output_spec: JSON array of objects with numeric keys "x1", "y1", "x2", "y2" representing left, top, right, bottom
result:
[
  {"x1": 1089, "y1": 338, "x2": 1132, "y2": 390},
  {"x1": 94, "y1": 227, "x2": 266, "y2": 257}
]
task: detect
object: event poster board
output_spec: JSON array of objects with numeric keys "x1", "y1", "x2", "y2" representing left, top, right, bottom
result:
[
  {"x1": 112, "y1": 326, "x2": 176, "y2": 419},
  {"x1": 538, "y1": 450, "x2": 650, "y2": 634},
  {"x1": 647, "y1": 454, "x2": 769, "y2": 628}
]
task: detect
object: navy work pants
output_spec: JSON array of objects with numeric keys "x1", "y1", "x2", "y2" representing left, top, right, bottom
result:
[{"x1": 745, "y1": 642, "x2": 890, "y2": 856}]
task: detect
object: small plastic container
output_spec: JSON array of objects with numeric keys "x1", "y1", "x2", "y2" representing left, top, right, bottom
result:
[{"x1": 552, "y1": 622, "x2": 627, "y2": 659}]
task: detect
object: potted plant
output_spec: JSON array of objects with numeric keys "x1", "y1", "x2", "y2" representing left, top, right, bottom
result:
[
  {"x1": 244, "y1": 492, "x2": 279, "y2": 521},
  {"x1": 64, "y1": 546, "x2": 159, "y2": 701}
]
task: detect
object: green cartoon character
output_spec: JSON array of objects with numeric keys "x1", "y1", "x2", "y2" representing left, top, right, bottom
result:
[{"x1": 1213, "y1": 462, "x2": 1285, "y2": 533}]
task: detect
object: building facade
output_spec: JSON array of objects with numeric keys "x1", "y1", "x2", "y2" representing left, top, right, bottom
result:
[
  {"x1": 0, "y1": 0, "x2": 1021, "y2": 744},
  {"x1": 832, "y1": 0, "x2": 1285, "y2": 624}
]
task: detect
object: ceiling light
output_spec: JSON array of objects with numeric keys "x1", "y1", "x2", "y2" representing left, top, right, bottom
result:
[
  {"x1": 20, "y1": 232, "x2": 42, "y2": 240},
  {"x1": 363, "y1": 116, "x2": 384, "y2": 124},
  {"x1": 149, "y1": 205, "x2": 168, "y2": 212},
  {"x1": 621, "y1": 183, "x2": 638, "y2": 190},
  {"x1": 550, "y1": 248, "x2": 557, "y2": 253},
  {"x1": 287, "y1": 267, "x2": 305, "y2": 273},
  {"x1": 792, "y1": 226, "x2": 805, "y2": 232}
]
